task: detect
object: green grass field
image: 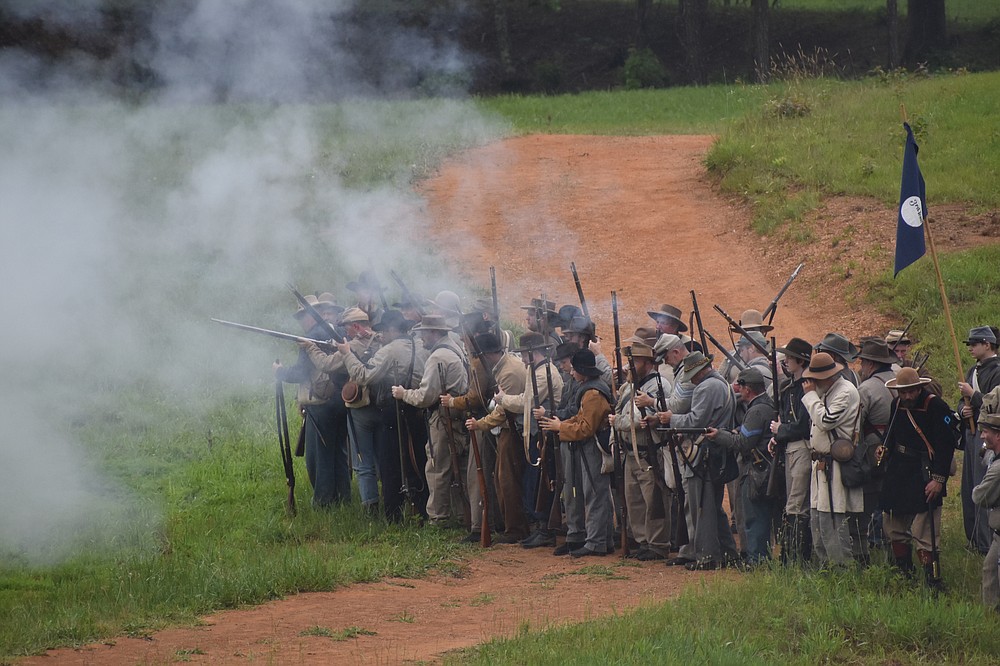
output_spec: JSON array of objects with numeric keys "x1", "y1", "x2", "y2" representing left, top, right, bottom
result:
[{"x1": 4, "y1": 69, "x2": 1000, "y2": 662}]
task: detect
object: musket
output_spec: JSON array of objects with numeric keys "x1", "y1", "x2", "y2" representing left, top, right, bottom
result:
[
  {"x1": 654, "y1": 372, "x2": 688, "y2": 546},
  {"x1": 766, "y1": 337, "x2": 785, "y2": 499},
  {"x1": 212, "y1": 318, "x2": 337, "y2": 350},
  {"x1": 690, "y1": 290, "x2": 709, "y2": 355},
  {"x1": 570, "y1": 261, "x2": 590, "y2": 319},
  {"x1": 287, "y1": 284, "x2": 346, "y2": 343},
  {"x1": 913, "y1": 350, "x2": 930, "y2": 372},
  {"x1": 889, "y1": 318, "x2": 915, "y2": 352},
  {"x1": 611, "y1": 290, "x2": 624, "y2": 388},
  {"x1": 367, "y1": 259, "x2": 390, "y2": 312},
  {"x1": 653, "y1": 427, "x2": 713, "y2": 435},
  {"x1": 490, "y1": 266, "x2": 501, "y2": 333},
  {"x1": 762, "y1": 261, "x2": 804, "y2": 325},
  {"x1": 543, "y1": 360, "x2": 564, "y2": 532},
  {"x1": 439, "y1": 364, "x2": 472, "y2": 529},
  {"x1": 624, "y1": 347, "x2": 646, "y2": 471},
  {"x1": 389, "y1": 269, "x2": 427, "y2": 317},
  {"x1": 274, "y1": 379, "x2": 296, "y2": 516},
  {"x1": 469, "y1": 429, "x2": 491, "y2": 547},
  {"x1": 704, "y1": 328, "x2": 749, "y2": 372},
  {"x1": 714, "y1": 304, "x2": 770, "y2": 357}
]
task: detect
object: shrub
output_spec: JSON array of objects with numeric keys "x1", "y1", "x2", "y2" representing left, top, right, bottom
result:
[{"x1": 623, "y1": 47, "x2": 667, "y2": 90}]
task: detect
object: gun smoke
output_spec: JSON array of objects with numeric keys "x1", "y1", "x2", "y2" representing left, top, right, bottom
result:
[{"x1": 0, "y1": 0, "x2": 505, "y2": 564}]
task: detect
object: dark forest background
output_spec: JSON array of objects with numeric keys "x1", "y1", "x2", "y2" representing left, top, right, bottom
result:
[{"x1": 2, "y1": 0, "x2": 998, "y2": 97}]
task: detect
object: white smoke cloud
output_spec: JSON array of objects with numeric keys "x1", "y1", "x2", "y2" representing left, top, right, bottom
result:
[{"x1": 0, "y1": 0, "x2": 504, "y2": 563}]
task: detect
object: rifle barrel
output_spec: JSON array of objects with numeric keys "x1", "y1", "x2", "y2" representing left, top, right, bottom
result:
[
  {"x1": 212, "y1": 318, "x2": 334, "y2": 348},
  {"x1": 570, "y1": 262, "x2": 590, "y2": 319}
]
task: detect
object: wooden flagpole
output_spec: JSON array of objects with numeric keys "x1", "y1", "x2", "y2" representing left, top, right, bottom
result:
[{"x1": 924, "y1": 216, "x2": 975, "y2": 430}]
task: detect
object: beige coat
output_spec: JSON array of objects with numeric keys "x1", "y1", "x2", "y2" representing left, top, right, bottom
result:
[{"x1": 803, "y1": 376, "x2": 863, "y2": 513}]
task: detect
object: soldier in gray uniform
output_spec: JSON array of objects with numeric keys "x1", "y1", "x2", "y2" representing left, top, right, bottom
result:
[
  {"x1": 853, "y1": 338, "x2": 897, "y2": 563},
  {"x1": 392, "y1": 314, "x2": 471, "y2": 527},
  {"x1": 973, "y1": 413, "x2": 1000, "y2": 611},
  {"x1": 657, "y1": 352, "x2": 739, "y2": 570}
]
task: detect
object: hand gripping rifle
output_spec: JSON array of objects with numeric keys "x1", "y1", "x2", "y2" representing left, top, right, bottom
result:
[
  {"x1": 690, "y1": 290, "x2": 710, "y2": 356},
  {"x1": 765, "y1": 337, "x2": 785, "y2": 499},
  {"x1": 389, "y1": 269, "x2": 427, "y2": 317},
  {"x1": 287, "y1": 284, "x2": 346, "y2": 343},
  {"x1": 212, "y1": 318, "x2": 338, "y2": 349},
  {"x1": 761, "y1": 261, "x2": 804, "y2": 326},
  {"x1": 570, "y1": 261, "x2": 590, "y2": 319},
  {"x1": 274, "y1": 379, "x2": 297, "y2": 516},
  {"x1": 438, "y1": 364, "x2": 472, "y2": 529}
]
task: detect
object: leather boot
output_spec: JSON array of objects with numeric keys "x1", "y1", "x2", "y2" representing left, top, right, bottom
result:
[
  {"x1": 917, "y1": 549, "x2": 944, "y2": 592},
  {"x1": 890, "y1": 541, "x2": 914, "y2": 579}
]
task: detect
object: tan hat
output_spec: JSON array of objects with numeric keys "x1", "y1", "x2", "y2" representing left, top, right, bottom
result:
[
  {"x1": 339, "y1": 307, "x2": 370, "y2": 325},
  {"x1": 885, "y1": 367, "x2": 932, "y2": 390},
  {"x1": 653, "y1": 333, "x2": 685, "y2": 356},
  {"x1": 293, "y1": 294, "x2": 321, "y2": 319},
  {"x1": 624, "y1": 342, "x2": 655, "y2": 360},
  {"x1": 625, "y1": 327, "x2": 659, "y2": 347},
  {"x1": 979, "y1": 413, "x2": 1000, "y2": 431},
  {"x1": 733, "y1": 309, "x2": 774, "y2": 334},
  {"x1": 801, "y1": 352, "x2": 844, "y2": 380},
  {"x1": 885, "y1": 329, "x2": 912, "y2": 345},
  {"x1": 410, "y1": 314, "x2": 453, "y2": 332},
  {"x1": 646, "y1": 304, "x2": 688, "y2": 332}
]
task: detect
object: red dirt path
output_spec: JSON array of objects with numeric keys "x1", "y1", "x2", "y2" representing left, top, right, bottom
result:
[{"x1": 30, "y1": 133, "x2": 994, "y2": 665}]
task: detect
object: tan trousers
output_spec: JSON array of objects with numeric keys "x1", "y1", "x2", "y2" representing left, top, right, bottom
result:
[
  {"x1": 784, "y1": 442, "x2": 812, "y2": 516},
  {"x1": 883, "y1": 507, "x2": 942, "y2": 552},
  {"x1": 425, "y1": 410, "x2": 470, "y2": 525},
  {"x1": 624, "y1": 452, "x2": 671, "y2": 555}
]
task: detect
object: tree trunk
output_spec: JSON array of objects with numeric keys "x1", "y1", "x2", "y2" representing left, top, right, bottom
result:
[
  {"x1": 905, "y1": 0, "x2": 947, "y2": 64},
  {"x1": 887, "y1": 0, "x2": 900, "y2": 69},
  {"x1": 678, "y1": 0, "x2": 708, "y2": 85},
  {"x1": 635, "y1": 0, "x2": 650, "y2": 49},
  {"x1": 751, "y1": 0, "x2": 770, "y2": 82},
  {"x1": 491, "y1": 0, "x2": 515, "y2": 79}
]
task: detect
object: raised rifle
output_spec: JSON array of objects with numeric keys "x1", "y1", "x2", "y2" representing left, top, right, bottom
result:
[
  {"x1": 212, "y1": 318, "x2": 338, "y2": 349},
  {"x1": 570, "y1": 261, "x2": 590, "y2": 319},
  {"x1": 490, "y1": 266, "x2": 501, "y2": 335},
  {"x1": 690, "y1": 290, "x2": 710, "y2": 355},
  {"x1": 367, "y1": 259, "x2": 390, "y2": 312},
  {"x1": 654, "y1": 372, "x2": 688, "y2": 547},
  {"x1": 287, "y1": 284, "x2": 346, "y2": 343},
  {"x1": 761, "y1": 261, "x2": 804, "y2": 325},
  {"x1": 889, "y1": 318, "x2": 915, "y2": 352},
  {"x1": 704, "y1": 328, "x2": 748, "y2": 372},
  {"x1": 624, "y1": 347, "x2": 646, "y2": 470},
  {"x1": 469, "y1": 429, "x2": 492, "y2": 547},
  {"x1": 766, "y1": 336, "x2": 785, "y2": 499},
  {"x1": 438, "y1": 364, "x2": 472, "y2": 529},
  {"x1": 389, "y1": 269, "x2": 427, "y2": 317},
  {"x1": 275, "y1": 379, "x2": 297, "y2": 516},
  {"x1": 611, "y1": 290, "x2": 624, "y2": 387},
  {"x1": 714, "y1": 304, "x2": 770, "y2": 357},
  {"x1": 543, "y1": 360, "x2": 564, "y2": 532}
]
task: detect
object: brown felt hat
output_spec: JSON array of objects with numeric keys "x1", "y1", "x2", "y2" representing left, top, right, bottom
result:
[
  {"x1": 625, "y1": 327, "x2": 659, "y2": 347},
  {"x1": 410, "y1": 314, "x2": 453, "y2": 332},
  {"x1": 514, "y1": 332, "x2": 552, "y2": 354},
  {"x1": 857, "y1": 339, "x2": 899, "y2": 365},
  {"x1": 801, "y1": 352, "x2": 844, "y2": 380},
  {"x1": 624, "y1": 342, "x2": 655, "y2": 360},
  {"x1": 733, "y1": 309, "x2": 774, "y2": 334},
  {"x1": 885, "y1": 367, "x2": 933, "y2": 390},
  {"x1": 647, "y1": 304, "x2": 688, "y2": 332}
]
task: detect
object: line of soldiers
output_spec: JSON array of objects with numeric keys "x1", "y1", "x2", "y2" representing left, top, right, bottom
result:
[{"x1": 269, "y1": 273, "x2": 1000, "y2": 605}]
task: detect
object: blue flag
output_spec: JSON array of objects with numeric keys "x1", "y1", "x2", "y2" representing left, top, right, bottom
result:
[{"x1": 894, "y1": 122, "x2": 927, "y2": 277}]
